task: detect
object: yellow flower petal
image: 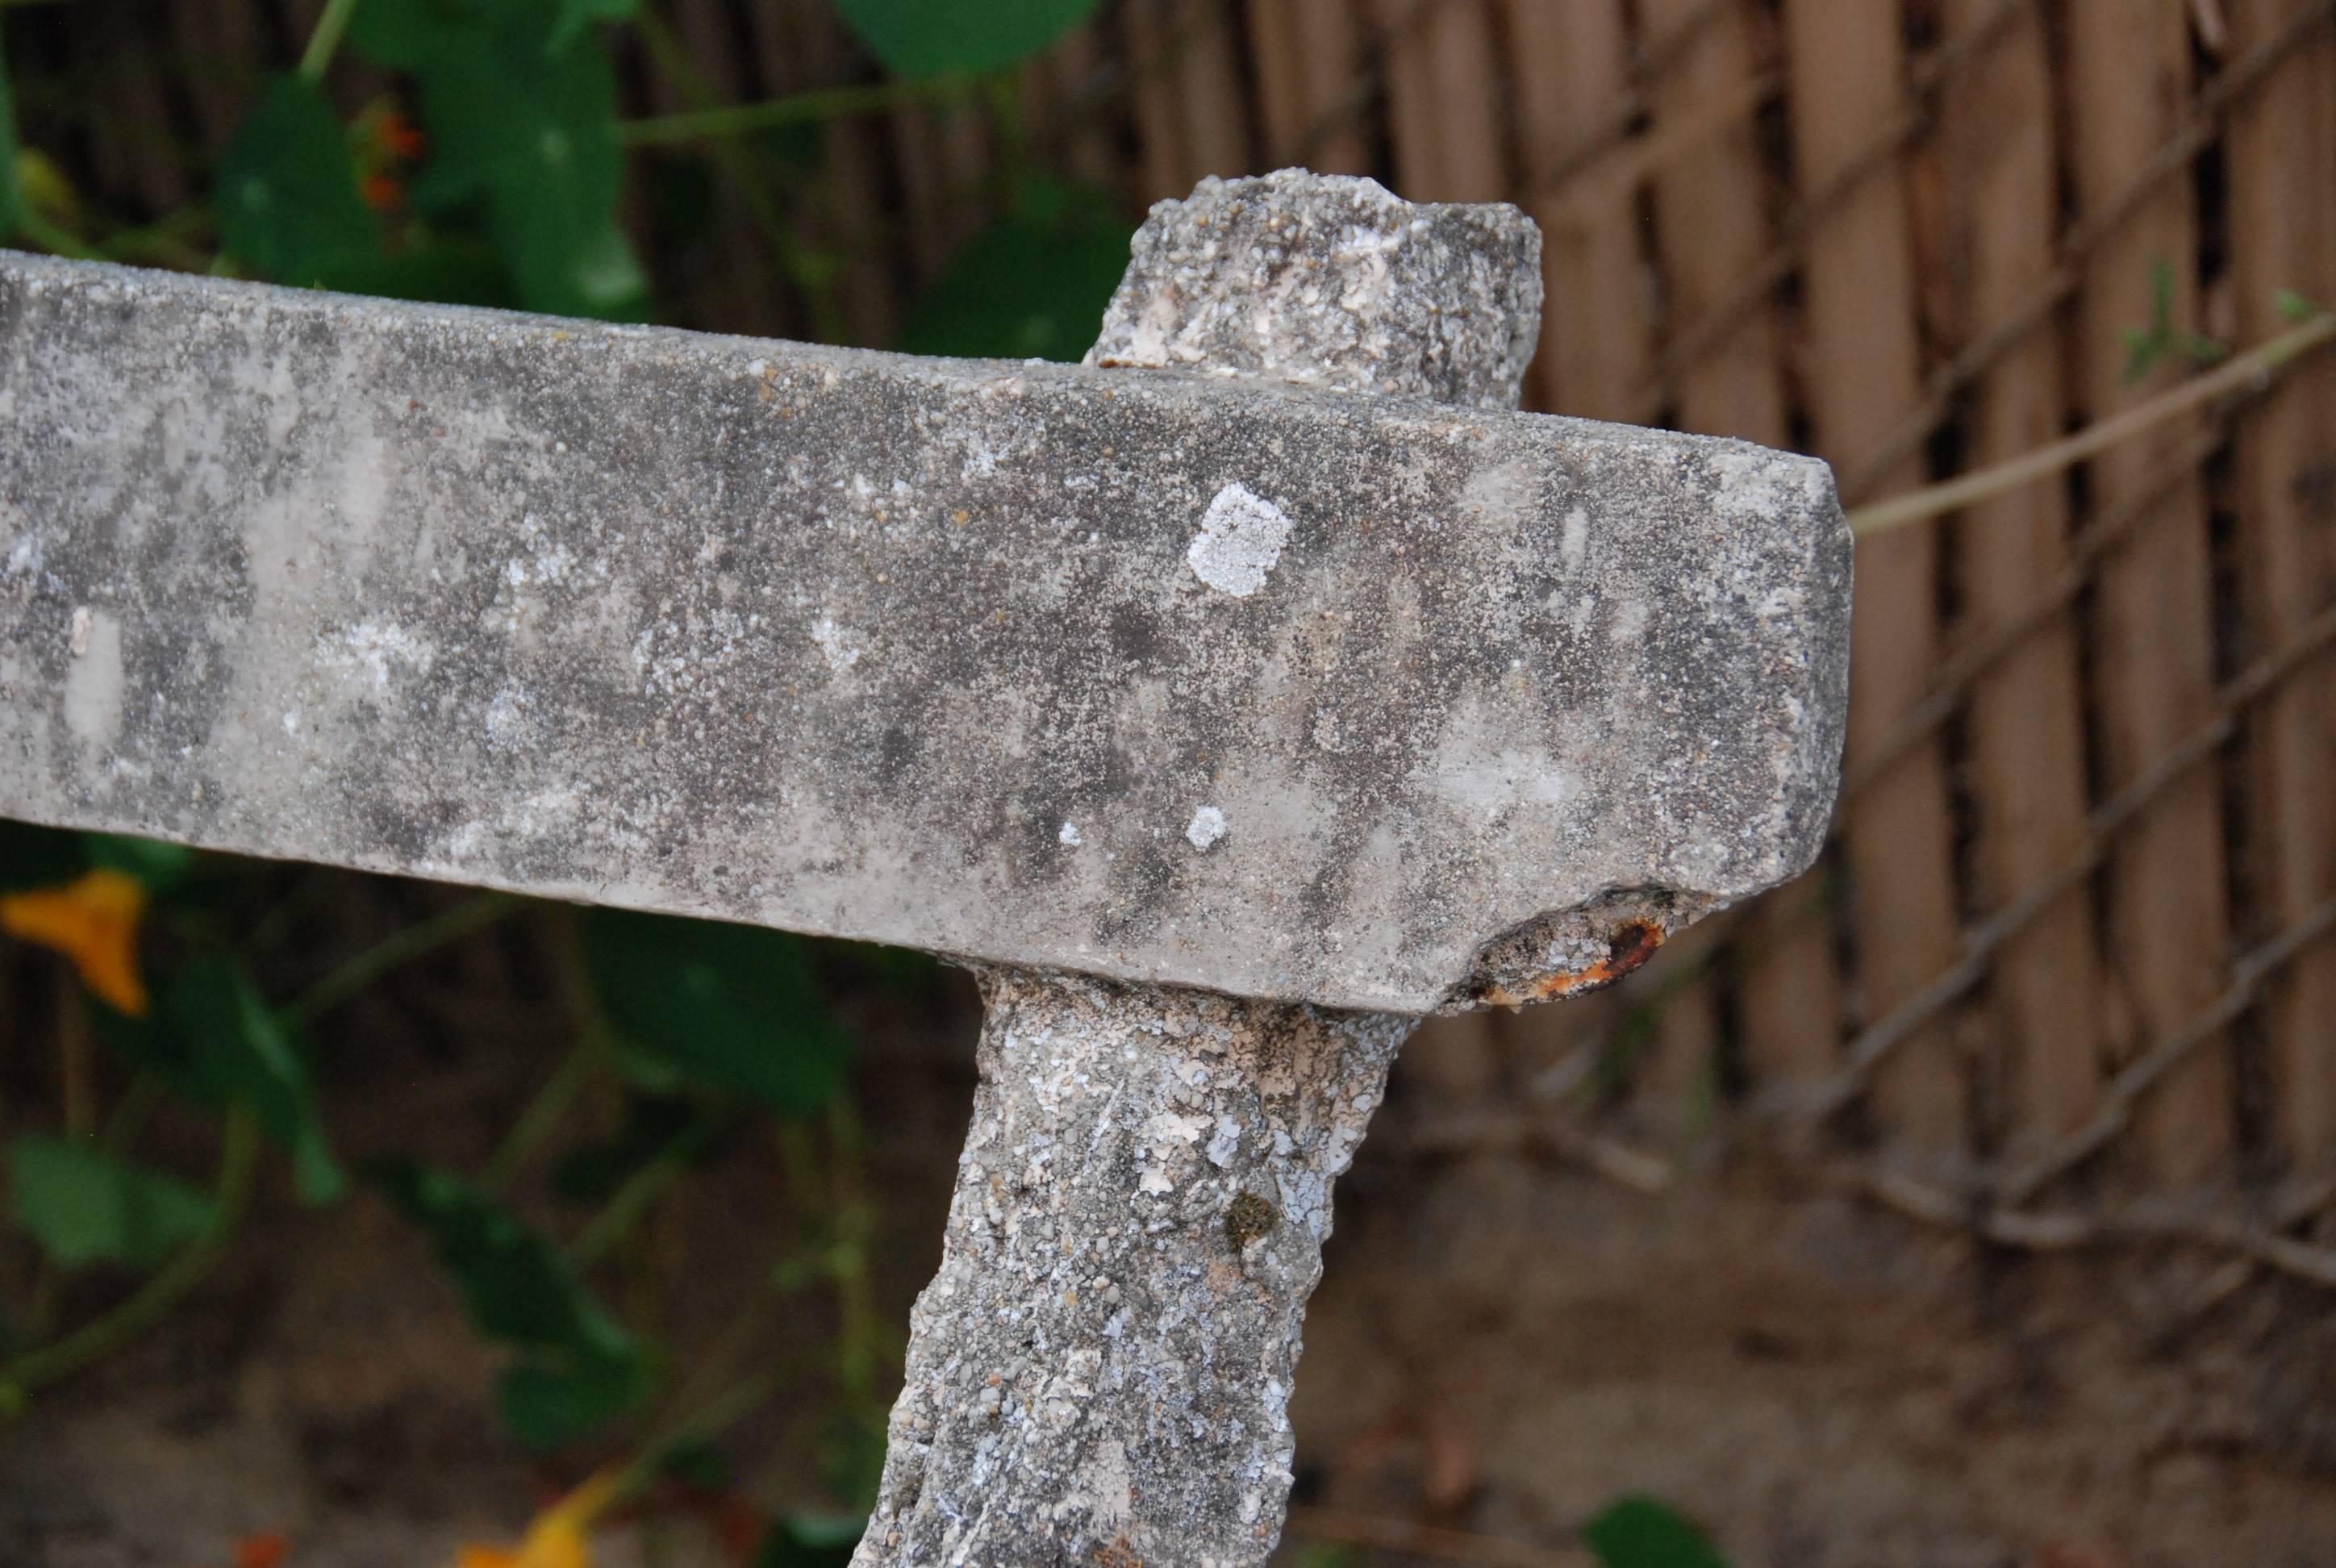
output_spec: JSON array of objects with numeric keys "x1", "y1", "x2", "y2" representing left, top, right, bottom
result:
[
  {"x1": 0, "y1": 868, "x2": 149, "y2": 1016},
  {"x1": 454, "y1": 1472, "x2": 621, "y2": 1568}
]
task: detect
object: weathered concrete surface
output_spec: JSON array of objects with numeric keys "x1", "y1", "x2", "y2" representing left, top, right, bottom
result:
[
  {"x1": 854, "y1": 972, "x2": 1408, "y2": 1566},
  {"x1": 1088, "y1": 169, "x2": 1542, "y2": 410},
  {"x1": 857, "y1": 172, "x2": 1525, "y2": 1568},
  {"x1": 0, "y1": 244, "x2": 1848, "y2": 1013}
]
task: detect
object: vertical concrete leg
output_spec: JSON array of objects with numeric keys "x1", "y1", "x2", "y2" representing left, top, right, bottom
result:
[
  {"x1": 856, "y1": 973, "x2": 1409, "y2": 1563},
  {"x1": 855, "y1": 169, "x2": 1542, "y2": 1566}
]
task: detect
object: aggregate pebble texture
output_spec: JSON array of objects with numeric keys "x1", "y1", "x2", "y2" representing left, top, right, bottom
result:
[
  {"x1": 0, "y1": 199, "x2": 1848, "y2": 1013},
  {"x1": 853, "y1": 971, "x2": 1410, "y2": 1566}
]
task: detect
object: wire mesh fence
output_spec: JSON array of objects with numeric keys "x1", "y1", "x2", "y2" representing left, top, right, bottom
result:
[{"x1": 15, "y1": 0, "x2": 2334, "y2": 1278}]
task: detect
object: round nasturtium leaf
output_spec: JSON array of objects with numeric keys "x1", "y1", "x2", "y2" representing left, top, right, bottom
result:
[
  {"x1": 831, "y1": 0, "x2": 1103, "y2": 78},
  {"x1": 582, "y1": 908, "x2": 849, "y2": 1117}
]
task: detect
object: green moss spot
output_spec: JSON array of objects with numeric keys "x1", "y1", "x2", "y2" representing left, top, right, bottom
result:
[{"x1": 1224, "y1": 1191, "x2": 1277, "y2": 1250}]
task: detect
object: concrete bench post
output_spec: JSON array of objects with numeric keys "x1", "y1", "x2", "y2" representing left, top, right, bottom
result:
[
  {"x1": 853, "y1": 174, "x2": 1543, "y2": 1565},
  {"x1": 0, "y1": 171, "x2": 1850, "y2": 1566}
]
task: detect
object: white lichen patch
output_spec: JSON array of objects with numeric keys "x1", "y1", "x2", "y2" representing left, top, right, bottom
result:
[
  {"x1": 1145, "y1": 1109, "x2": 1211, "y2": 1149},
  {"x1": 1187, "y1": 482, "x2": 1292, "y2": 597},
  {"x1": 61, "y1": 608, "x2": 122, "y2": 747},
  {"x1": 1708, "y1": 444, "x2": 1830, "y2": 523},
  {"x1": 1560, "y1": 507, "x2": 1591, "y2": 571},
  {"x1": 809, "y1": 615, "x2": 864, "y2": 673},
  {"x1": 1186, "y1": 804, "x2": 1228, "y2": 851},
  {"x1": 485, "y1": 686, "x2": 532, "y2": 747},
  {"x1": 324, "y1": 620, "x2": 434, "y2": 692},
  {"x1": 1058, "y1": 820, "x2": 1082, "y2": 847}
]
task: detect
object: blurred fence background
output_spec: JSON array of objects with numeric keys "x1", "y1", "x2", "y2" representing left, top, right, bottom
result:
[{"x1": 12, "y1": 0, "x2": 2335, "y2": 1258}]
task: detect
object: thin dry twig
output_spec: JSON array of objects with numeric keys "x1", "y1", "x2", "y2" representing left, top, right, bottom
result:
[
  {"x1": 1841, "y1": 423, "x2": 2230, "y2": 799},
  {"x1": 1376, "y1": 1099, "x2": 2336, "y2": 1294},
  {"x1": 1395, "y1": 1111, "x2": 1677, "y2": 1194},
  {"x1": 1834, "y1": 1162, "x2": 2336, "y2": 1290},
  {"x1": 1845, "y1": 311, "x2": 2336, "y2": 535}
]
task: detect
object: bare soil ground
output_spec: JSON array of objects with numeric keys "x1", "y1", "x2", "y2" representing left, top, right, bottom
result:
[{"x1": 4, "y1": 916, "x2": 2332, "y2": 1568}]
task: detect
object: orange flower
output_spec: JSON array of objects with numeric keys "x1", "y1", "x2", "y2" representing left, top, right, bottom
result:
[
  {"x1": 0, "y1": 868, "x2": 148, "y2": 1016},
  {"x1": 456, "y1": 1473, "x2": 621, "y2": 1568},
  {"x1": 373, "y1": 110, "x2": 428, "y2": 162}
]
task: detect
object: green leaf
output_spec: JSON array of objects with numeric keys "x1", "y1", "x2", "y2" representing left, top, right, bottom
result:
[
  {"x1": 84, "y1": 834, "x2": 196, "y2": 894},
  {"x1": 898, "y1": 186, "x2": 1134, "y2": 364},
  {"x1": 2277, "y1": 289, "x2": 2325, "y2": 323},
  {"x1": 1582, "y1": 1496, "x2": 1731, "y2": 1568},
  {"x1": 657, "y1": 1437, "x2": 732, "y2": 1488},
  {"x1": 374, "y1": 1160, "x2": 618, "y2": 1345},
  {"x1": 216, "y1": 75, "x2": 378, "y2": 285},
  {"x1": 347, "y1": 0, "x2": 486, "y2": 69},
  {"x1": 373, "y1": 1158, "x2": 649, "y2": 1449},
  {"x1": 97, "y1": 958, "x2": 345, "y2": 1204},
  {"x1": 2121, "y1": 327, "x2": 2160, "y2": 382},
  {"x1": 174, "y1": 959, "x2": 344, "y2": 1203},
  {"x1": 832, "y1": 0, "x2": 1100, "y2": 77},
  {"x1": 312, "y1": 235, "x2": 520, "y2": 309},
  {"x1": 0, "y1": 819, "x2": 88, "y2": 894},
  {"x1": 7, "y1": 1135, "x2": 219, "y2": 1271},
  {"x1": 0, "y1": 26, "x2": 22, "y2": 241},
  {"x1": 369, "y1": 0, "x2": 645, "y2": 319},
  {"x1": 349, "y1": 0, "x2": 636, "y2": 57},
  {"x1": 498, "y1": 1339, "x2": 651, "y2": 1451},
  {"x1": 550, "y1": 0, "x2": 638, "y2": 51},
  {"x1": 415, "y1": 42, "x2": 643, "y2": 318},
  {"x1": 584, "y1": 910, "x2": 849, "y2": 1116}
]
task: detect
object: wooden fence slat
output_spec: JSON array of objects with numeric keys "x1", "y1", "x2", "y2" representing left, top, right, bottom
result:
[
  {"x1": 889, "y1": 91, "x2": 991, "y2": 288},
  {"x1": 749, "y1": 0, "x2": 901, "y2": 349},
  {"x1": 1245, "y1": 0, "x2": 1370, "y2": 175},
  {"x1": 1625, "y1": 916, "x2": 1726, "y2": 1143},
  {"x1": 2225, "y1": 0, "x2": 2336, "y2": 1172},
  {"x1": 1125, "y1": 0, "x2": 1257, "y2": 204},
  {"x1": 1640, "y1": 0, "x2": 1814, "y2": 1096},
  {"x1": 1172, "y1": 1, "x2": 1257, "y2": 188},
  {"x1": 1501, "y1": 0, "x2": 1649, "y2": 423},
  {"x1": 1933, "y1": 0, "x2": 2103, "y2": 1155},
  {"x1": 1021, "y1": 23, "x2": 1120, "y2": 196},
  {"x1": 1124, "y1": 0, "x2": 1190, "y2": 206},
  {"x1": 1781, "y1": 0, "x2": 1964, "y2": 1161},
  {"x1": 91, "y1": 36, "x2": 190, "y2": 217},
  {"x1": 670, "y1": 0, "x2": 779, "y2": 338},
  {"x1": 164, "y1": 0, "x2": 261, "y2": 158},
  {"x1": 1501, "y1": 0, "x2": 1729, "y2": 1120},
  {"x1": 1372, "y1": 0, "x2": 1506, "y2": 206},
  {"x1": 2064, "y1": 0, "x2": 2234, "y2": 1187}
]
